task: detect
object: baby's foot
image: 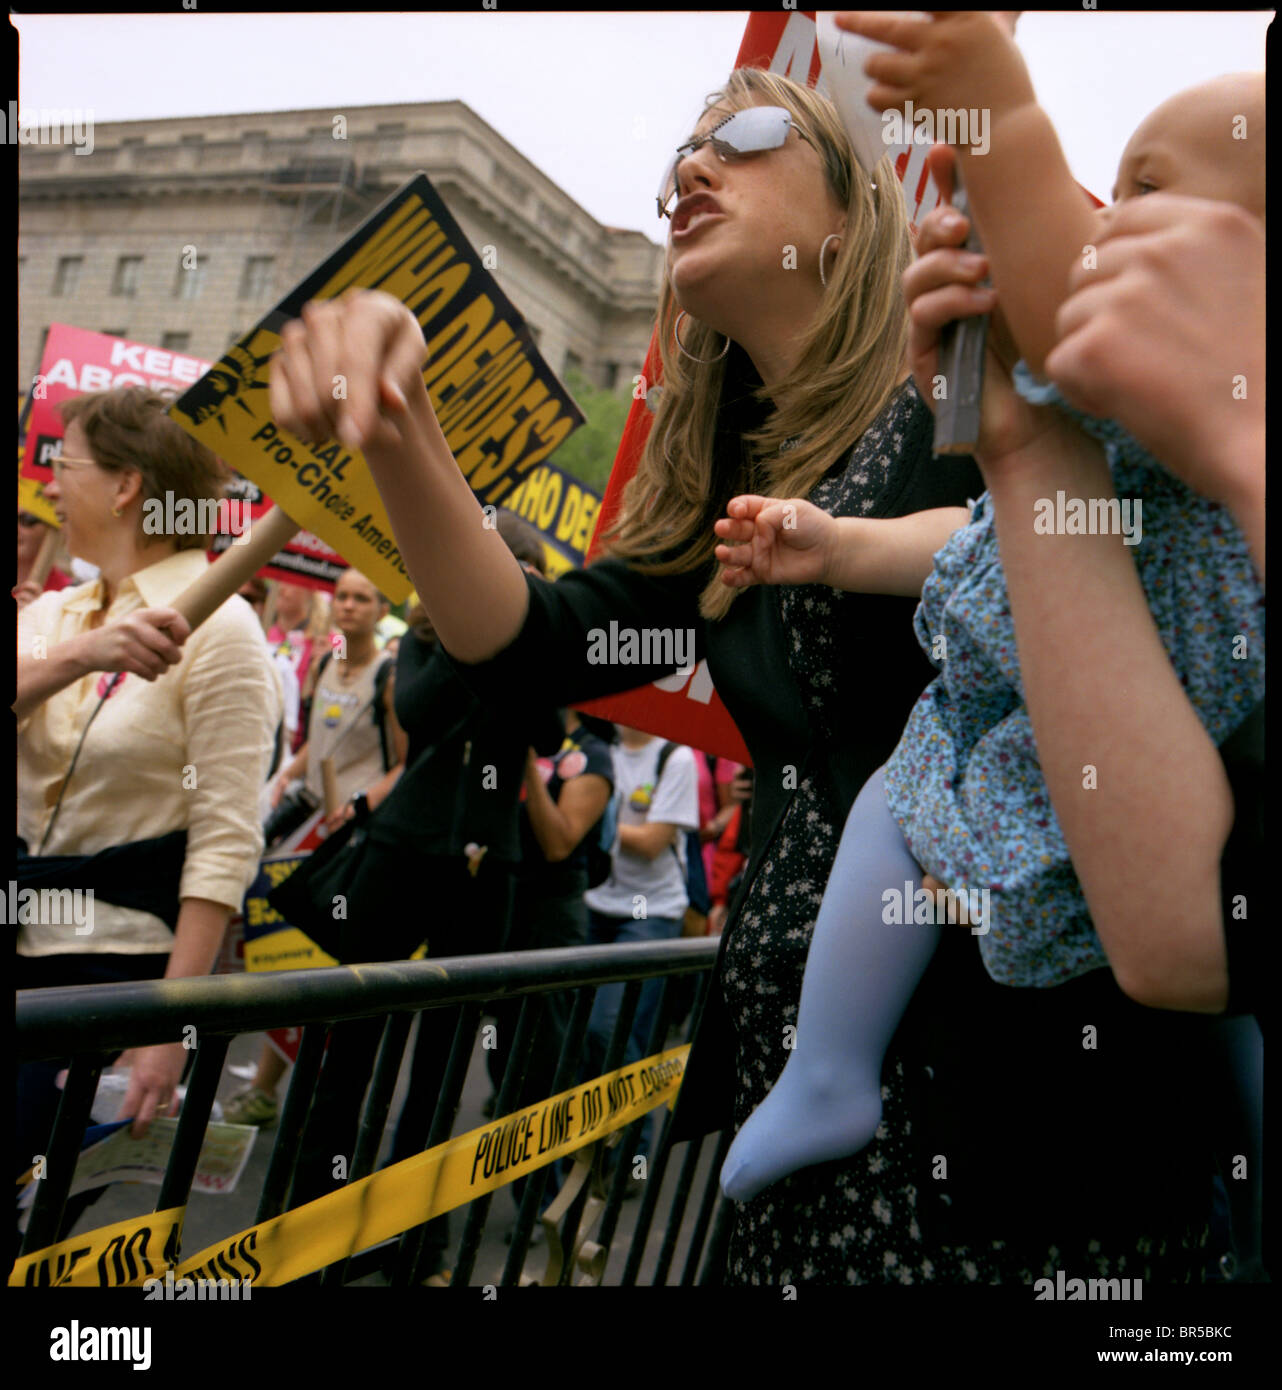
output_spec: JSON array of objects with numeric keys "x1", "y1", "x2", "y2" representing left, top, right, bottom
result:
[{"x1": 720, "y1": 1058, "x2": 883, "y2": 1202}]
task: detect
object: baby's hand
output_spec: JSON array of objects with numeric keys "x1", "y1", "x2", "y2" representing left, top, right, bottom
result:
[
  {"x1": 904, "y1": 147, "x2": 1056, "y2": 467},
  {"x1": 714, "y1": 496, "x2": 834, "y2": 590},
  {"x1": 834, "y1": 11, "x2": 1036, "y2": 140}
]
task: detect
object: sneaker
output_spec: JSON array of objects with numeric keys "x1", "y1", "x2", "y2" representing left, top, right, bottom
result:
[{"x1": 222, "y1": 1086, "x2": 278, "y2": 1127}]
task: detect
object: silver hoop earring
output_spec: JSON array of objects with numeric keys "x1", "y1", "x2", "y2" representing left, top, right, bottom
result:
[
  {"x1": 674, "y1": 310, "x2": 730, "y2": 363},
  {"x1": 818, "y1": 234, "x2": 842, "y2": 288}
]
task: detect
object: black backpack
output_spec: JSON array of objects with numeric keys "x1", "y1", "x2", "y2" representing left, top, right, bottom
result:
[
  {"x1": 655, "y1": 742, "x2": 711, "y2": 916},
  {"x1": 585, "y1": 780, "x2": 622, "y2": 889}
]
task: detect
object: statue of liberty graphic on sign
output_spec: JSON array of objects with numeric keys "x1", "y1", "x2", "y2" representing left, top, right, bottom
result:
[{"x1": 174, "y1": 329, "x2": 278, "y2": 433}]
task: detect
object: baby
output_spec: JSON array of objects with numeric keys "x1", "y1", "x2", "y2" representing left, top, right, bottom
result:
[{"x1": 717, "y1": 12, "x2": 1265, "y2": 1201}]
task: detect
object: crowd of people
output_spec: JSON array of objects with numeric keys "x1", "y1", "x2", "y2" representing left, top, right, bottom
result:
[
  {"x1": 14, "y1": 445, "x2": 740, "y2": 1265},
  {"x1": 15, "y1": 11, "x2": 1265, "y2": 1288}
]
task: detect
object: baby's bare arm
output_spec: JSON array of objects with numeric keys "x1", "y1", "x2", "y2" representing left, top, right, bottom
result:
[
  {"x1": 841, "y1": 12, "x2": 1102, "y2": 377},
  {"x1": 958, "y1": 103, "x2": 1101, "y2": 377},
  {"x1": 825, "y1": 508, "x2": 971, "y2": 597}
]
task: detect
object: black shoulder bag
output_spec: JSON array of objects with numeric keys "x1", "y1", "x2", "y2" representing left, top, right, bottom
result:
[{"x1": 265, "y1": 691, "x2": 470, "y2": 965}]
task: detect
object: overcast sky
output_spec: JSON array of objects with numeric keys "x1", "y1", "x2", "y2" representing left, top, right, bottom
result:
[{"x1": 12, "y1": 10, "x2": 1273, "y2": 245}]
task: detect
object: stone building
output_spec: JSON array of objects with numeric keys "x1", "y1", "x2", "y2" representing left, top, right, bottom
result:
[{"x1": 18, "y1": 100, "x2": 665, "y2": 393}]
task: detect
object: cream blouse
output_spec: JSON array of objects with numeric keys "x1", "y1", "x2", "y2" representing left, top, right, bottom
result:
[{"x1": 17, "y1": 549, "x2": 283, "y2": 955}]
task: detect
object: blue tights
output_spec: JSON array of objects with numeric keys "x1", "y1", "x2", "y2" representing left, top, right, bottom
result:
[{"x1": 720, "y1": 766, "x2": 940, "y2": 1201}]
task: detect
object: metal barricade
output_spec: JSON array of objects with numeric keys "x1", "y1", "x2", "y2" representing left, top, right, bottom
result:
[{"x1": 16, "y1": 938, "x2": 736, "y2": 1287}]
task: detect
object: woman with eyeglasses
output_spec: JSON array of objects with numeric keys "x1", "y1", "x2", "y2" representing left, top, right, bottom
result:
[
  {"x1": 15, "y1": 387, "x2": 282, "y2": 1227},
  {"x1": 267, "y1": 68, "x2": 989, "y2": 1286}
]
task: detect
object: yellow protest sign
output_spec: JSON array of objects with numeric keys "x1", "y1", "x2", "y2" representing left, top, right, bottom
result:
[
  {"x1": 18, "y1": 473, "x2": 48, "y2": 524},
  {"x1": 502, "y1": 459, "x2": 602, "y2": 579},
  {"x1": 241, "y1": 855, "x2": 338, "y2": 972},
  {"x1": 169, "y1": 174, "x2": 584, "y2": 603}
]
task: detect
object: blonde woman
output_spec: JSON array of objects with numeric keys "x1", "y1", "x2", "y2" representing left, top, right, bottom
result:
[
  {"x1": 269, "y1": 569, "x2": 405, "y2": 828},
  {"x1": 265, "y1": 580, "x2": 331, "y2": 753},
  {"x1": 269, "y1": 69, "x2": 989, "y2": 1285}
]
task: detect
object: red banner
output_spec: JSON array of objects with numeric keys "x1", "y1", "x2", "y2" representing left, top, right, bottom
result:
[{"x1": 20, "y1": 325, "x2": 215, "y2": 527}]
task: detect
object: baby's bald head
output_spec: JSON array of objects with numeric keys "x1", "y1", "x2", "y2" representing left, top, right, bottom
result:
[{"x1": 1114, "y1": 73, "x2": 1264, "y2": 220}]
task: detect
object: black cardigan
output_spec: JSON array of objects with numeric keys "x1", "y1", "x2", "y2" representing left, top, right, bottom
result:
[{"x1": 444, "y1": 364, "x2": 1224, "y2": 1248}]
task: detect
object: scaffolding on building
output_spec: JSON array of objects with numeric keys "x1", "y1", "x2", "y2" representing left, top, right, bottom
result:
[{"x1": 251, "y1": 134, "x2": 381, "y2": 308}]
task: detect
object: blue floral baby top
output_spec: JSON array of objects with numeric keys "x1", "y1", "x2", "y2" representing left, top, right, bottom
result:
[{"x1": 881, "y1": 366, "x2": 1265, "y2": 987}]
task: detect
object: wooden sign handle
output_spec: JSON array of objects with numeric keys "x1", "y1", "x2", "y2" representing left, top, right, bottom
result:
[
  {"x1": 170, "y1": 506, "x2": 300, "y2": 631},
  {"x1": 28, "y1": 529, "x2": 61, "y2": 590},
  {"x1": 320, "y1": 757, "x2": 340, "y2": 816}
]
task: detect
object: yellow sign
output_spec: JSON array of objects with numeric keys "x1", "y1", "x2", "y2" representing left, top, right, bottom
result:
[
  {"x1": 240, "y1": 855, "x2": 426, "y2": 972},
  {"x1": 241, "y1": 855, "x2": 339, "y2": 971},
  {"x1": 243, "y1": 925, "x2": 338, "y2": 973},
  {"x1": 503, "y1": 460, "x2": 602, "y2": 579},
  {"x1": 169, "y1": 174, "x2": 584, "y2": 604},
  {"x1": 18, "y1": 473, "x2": 51, "y2": 526}
]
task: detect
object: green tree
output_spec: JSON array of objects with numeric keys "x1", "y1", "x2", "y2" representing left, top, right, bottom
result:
[{"x1": 549, "y1": 367, "x2": 634, "y2": 494}]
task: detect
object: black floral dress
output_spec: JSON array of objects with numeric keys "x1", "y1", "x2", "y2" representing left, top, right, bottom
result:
[{"x1": 719, "y1": 389, "x2": 1209, "y2": 1287}]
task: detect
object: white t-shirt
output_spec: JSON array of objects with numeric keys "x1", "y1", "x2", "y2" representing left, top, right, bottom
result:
[
  {"x1": 272, "y1": 650, "x2": 301, "y2": 743},
  {"x1": 584, "y1": 739, "x2": 700, "y2": 922}
]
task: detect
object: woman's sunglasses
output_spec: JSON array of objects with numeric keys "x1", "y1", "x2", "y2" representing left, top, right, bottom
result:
[{"x1": 657, "y1": 105, "x2": 814, "y2": 220}]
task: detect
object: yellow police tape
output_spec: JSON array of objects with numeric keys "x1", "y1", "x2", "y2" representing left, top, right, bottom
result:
[
  {"x1": 11, "y1": 1206, "x2": 185, "y2": 1288},
  {"x1": 11, "y1": 1043, "x2": 690, "y2": 1288}
]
